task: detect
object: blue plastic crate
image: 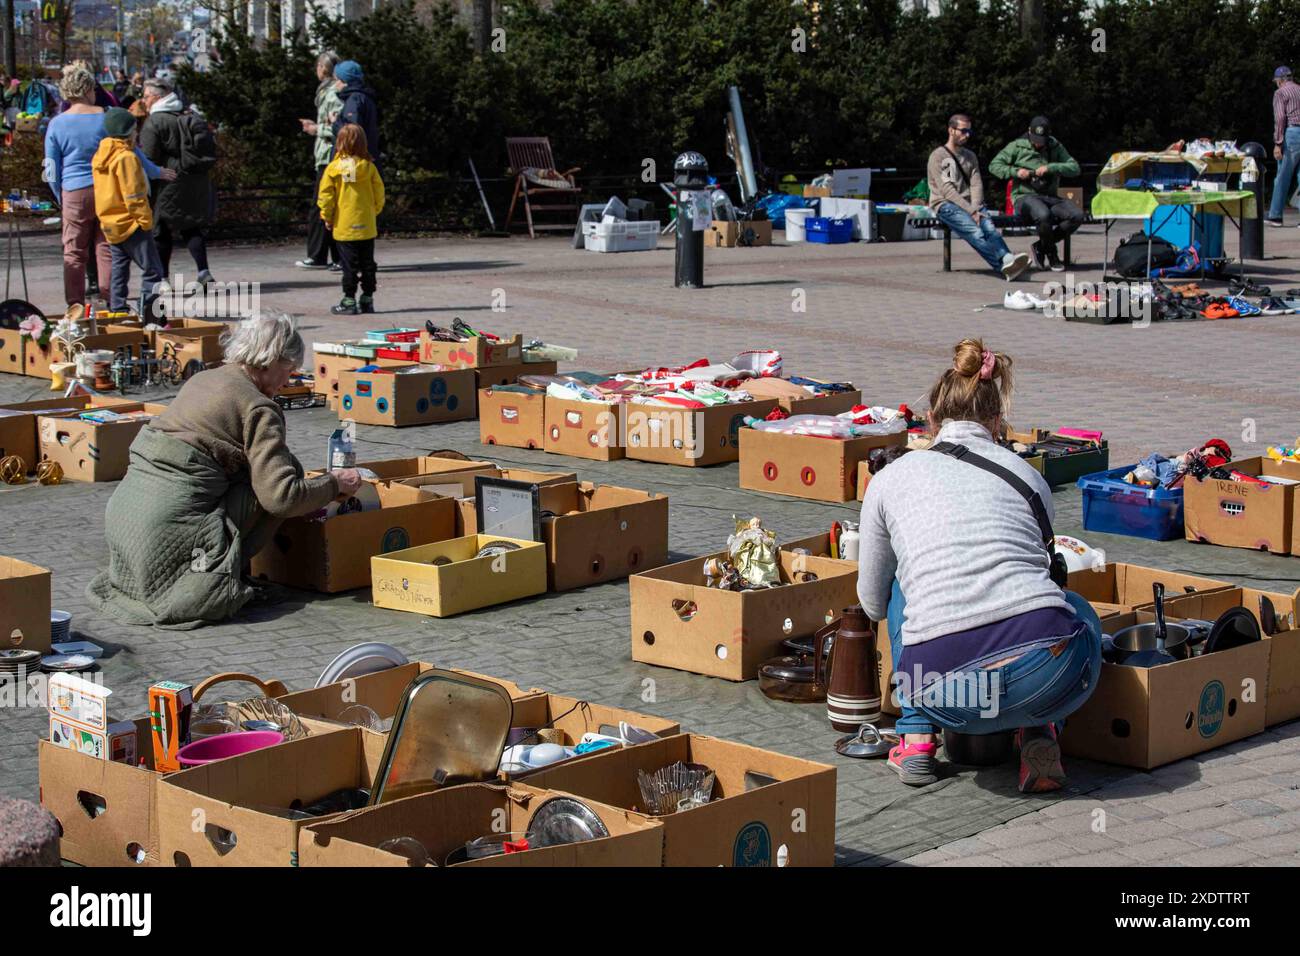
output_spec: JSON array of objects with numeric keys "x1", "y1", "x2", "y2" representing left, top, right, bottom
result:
[
  {"x1": 805, "y1": 217, "x2": 854, "y2": 244},
  {"x1": 1077, "y1": 465, "x2": 1185, "y2": 541}
]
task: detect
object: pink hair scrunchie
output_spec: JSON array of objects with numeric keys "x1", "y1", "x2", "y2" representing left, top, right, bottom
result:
[{"x1": 978, "y1": 349, "x2": 995, "y2": 380}]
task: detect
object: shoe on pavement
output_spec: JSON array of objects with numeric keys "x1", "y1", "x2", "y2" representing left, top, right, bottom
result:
[
  {"x1": 888, "y1": 739, "x2": 940, "y2": 786},
  {"x1": 1045, "y1": 247, "x2": 1066, "y2": 272},
  {"x1": 1015, "y1": 724, "x2": 1066, "y2": 793},
  {"x1": 331, "y1": 297, "x2": 358, "y2": 315},
  {"x1": 329, "y1": 262, "x2": 343, "y2": 273},
  {"x1": 1004, "y1": 289, "x2": 1039, "y2": 310},
  {"x1": 1000, "y1": 251, "x2": 1031, "y2": 281},
  {"x1": 1265, "y1": 218, "x2": 1284, "y2": 228},
  {"x1": 1030, "y1": 240, "x2": 1048, "y2": 271},
  {"x1": 295, "y1": 259, "x2": 329, "y2": 269},
  {"x1": 359, "y1": 295, "x2": 375, "y2": 314},
  {"x1": 196, "y1": 269, "x2": 214, "y2": 287}
]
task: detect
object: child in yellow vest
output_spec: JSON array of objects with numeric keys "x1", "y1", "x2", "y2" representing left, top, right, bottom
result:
[{"x1": 317, "y1": 123, "x2": 384, "y2": 314}]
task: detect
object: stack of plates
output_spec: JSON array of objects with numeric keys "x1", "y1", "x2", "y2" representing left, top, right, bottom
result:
[
  {"x1": 41, "y1": 654, "x2": 97, "y2": 673},
  {"x1": 50, "y1": 611, "x2": 72, "y2": 644},
  {"x1": 0, "y1": 649, "x2": 42, "y2": 676}
]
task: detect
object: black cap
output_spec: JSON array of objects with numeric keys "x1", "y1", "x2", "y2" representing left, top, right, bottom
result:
[{"x1": 1027, "y1": 116, "x2": 1050, "y2": 148}]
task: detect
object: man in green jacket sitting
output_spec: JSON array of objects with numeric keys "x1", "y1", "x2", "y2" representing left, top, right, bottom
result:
[{"x1": 989, "y1": 116, "x2": 1083, "y2": 272}]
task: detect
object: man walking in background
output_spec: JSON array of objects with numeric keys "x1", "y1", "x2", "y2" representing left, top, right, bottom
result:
[
  {"x1": 296, "y1": 52, "x2": 343, "y2": 269},
  {"x1": 989, "y1": 116, "x2": 1082, "y2": 271},
  {"x1": 1267, "y1": 66, "x2": 1300, "y2": 227},
  {"x1": 927, "y1": 115, "x2": 1030, "y2": 280}
]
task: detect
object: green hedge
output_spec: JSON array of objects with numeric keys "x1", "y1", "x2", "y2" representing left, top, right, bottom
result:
[{"x1": 180, "y1": 0, "x2": 1298, "y2": 188}]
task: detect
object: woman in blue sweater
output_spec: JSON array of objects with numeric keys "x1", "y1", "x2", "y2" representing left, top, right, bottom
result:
[{"x1": 43, "y1": 63, "x2": 172, "y2": 309}]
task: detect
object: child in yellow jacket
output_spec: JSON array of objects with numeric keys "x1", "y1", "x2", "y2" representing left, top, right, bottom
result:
[
  {"x1": 318, "y1": 123, "x2": 384, "y2": 315},
  {"x1": 92, "y1": 107, "x2": 165, "y2": 317}
]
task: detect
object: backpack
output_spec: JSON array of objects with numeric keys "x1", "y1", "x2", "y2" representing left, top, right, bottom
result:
[
  {"x1": 1112, "y1": 232, "x2": 1179, "y2": 277},
  {"x1": 174, "y1": 112, "x2": 217, "y2": 174},
  {"x1": 21, "y1": 80, "x2": 56, "y2": 116}
]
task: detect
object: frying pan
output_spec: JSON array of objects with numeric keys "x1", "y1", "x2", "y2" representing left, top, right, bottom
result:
[{"x1": 1204, "y1": 606, "x2": 1262, "y2": 655}]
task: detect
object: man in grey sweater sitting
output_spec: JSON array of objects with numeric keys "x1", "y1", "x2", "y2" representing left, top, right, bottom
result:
[{"x1": 926, "y1": 115, "x2": 1031, "y2": 280}]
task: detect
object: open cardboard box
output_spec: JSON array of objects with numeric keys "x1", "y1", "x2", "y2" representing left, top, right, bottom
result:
[
  {"x1": 371, "y1": 534, "x2": 547, "y2": 617},
  {"x1": 1183, "y1": 457, "x2": 1296, "y2": 555},
  {"x1": 1061, "y1": 610, "x2": 1269, "y2": 769},
  {"x1": 625, "y1": 399, "x2": 780, "y2": 468},
  {"x1": 707, "y1": 220, "x2": 773, "y2": 248},
  {"x1": 299, "y1": 782, "x2": 664, "y2": 867},
  {"x1": 544, "y1": 395, "x2": 627, "y2": 461},
  {"x1": 458, "y1": 481, "x2": 669, "y2": 591},
  {"x1": 24, "y1": 329, "x2": 147, "y2": 379},
  {"x1": 338, "y1": 364, "x2": 477, "y2": 426},
  {"x1": 344, "y1": 453, "x2": 496, "y2": 482},
  {"x1": 157, "y1": 727, "x2": 387, "y2": 867},
  {"x1": 250, "y1": 481, "x2": 455, "y2": 593},
  {"x1": 739, "y1": 427, "x2": 906, "y2": 502},
  {"x1": 475, "y1": 359, "x2": 557, "y2": 389},
  {"x1": 1066, "y1": 562, "x2": 1230, "y2": 612},
  {"x1": 0, "y1": 394, "x2": 136, "y2": 475},
  {"x1": 311, "y1": 350, "x2": 408, "y2": 398},
  {"x1": 1, "y1": 555, "x2": 51, "y2": 653},
  {"x1": 480, "y1": 385, "x2": 546, "y2": 449},
  {"x1": 154, "y1": 328, "x2": 223, "y2": 369},
  {"x1": 37, "y1": 402, "x2": 168, "y2": 482},
  {"x1": 523, "y1": 733, "x2": 836, "y2": 866},
  {"x1": 630, "y1": 550, "x2": 859, "y2": 680},
  {"x1": 0, "y1": 326, "x2": 26, "y2": 374},
  {"x1": 39, "y1": 717, "x2": 160, "y2": 867},
  {"x1": 419, "y1": 331, "x2": 523, "y2": 369}
]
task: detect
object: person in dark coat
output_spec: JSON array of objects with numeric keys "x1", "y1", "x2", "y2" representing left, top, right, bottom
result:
[
  {"x1": 139, "y1": 77, "x2": 214, "y2": 286},
  {"x1": 330, "y1": 60, "x2": 381, "y2": 170}
]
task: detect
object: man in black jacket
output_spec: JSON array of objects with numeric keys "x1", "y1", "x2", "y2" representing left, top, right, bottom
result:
[{"x1": 331, "y1": 60, "x2": 381, "y2": 171}]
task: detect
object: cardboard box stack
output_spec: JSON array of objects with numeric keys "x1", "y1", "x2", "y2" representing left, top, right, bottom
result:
[{"x1": 0, "y1": 555, "x2": 51, "y2": 653}]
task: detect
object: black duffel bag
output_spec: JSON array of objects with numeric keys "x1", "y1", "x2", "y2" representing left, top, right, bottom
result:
[{"x1": 1113, "y1": 232, "x2": 1179, "y2": 277}]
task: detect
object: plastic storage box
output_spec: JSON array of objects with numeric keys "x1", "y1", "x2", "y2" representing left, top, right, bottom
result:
[
  {"x1": 583, "y1": 219, "x2": 661, "y2": 253},
  {"x1": 1077, "y1": 466, "x2": 1185, "y2": 541},
  {"x1": 804, "y1": 217, "x2": 854, "y2": 244}
]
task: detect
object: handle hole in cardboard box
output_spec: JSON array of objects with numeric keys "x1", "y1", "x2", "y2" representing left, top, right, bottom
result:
[
  {"x1": 715, "y1": 644, "x2": 728, "y2": 660},
  {"x1": 173, "y1": 851, "x2": 191, "y2": 867},
  {"x1": 76, "y1": 790, "x2": 107, "y2": 819},
  {"x1": 1184, "y1": 711, "x2": 1194, "y2": 730},
  {"x1": 1228, "y1": 698, "x2": 1238, "y2": 717},
  {"x1": 1219, "y1": 500, "x2": 1245, "y2": 517},
  {"x1": 1111, "y1": 718, "x2": 1131, "y2": 738},
  {"x1": 672, "y1": 600, "x2": 697, "y2": 622},
  {"x1": 642, "y1": 630, "x2": 655, "y2": 645},
  {"x1": 777, "y1": 844, "x2": 789, "y2": 867},
  {"x1": 126, "y1": 842, "x2": 146, "y2": 864},
  {"x1": 204, "y1": 824, "x2": 238, "y2": 855},
  {"x1": 782, "y1": 618, "x2": 794, "y2": 635}
]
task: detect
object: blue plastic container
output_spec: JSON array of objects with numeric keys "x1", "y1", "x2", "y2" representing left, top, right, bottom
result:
[
  {"x1": 1077, "y1": 466, "x2": 1185, "y2": 541},
  {"x1": 805, "y1": 217, "x2": 853, "y2": 244}
]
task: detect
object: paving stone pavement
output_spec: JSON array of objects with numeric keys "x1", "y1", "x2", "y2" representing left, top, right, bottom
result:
[{"x1": 5, "y1": 222, "x2": 1300, "y2": 866}]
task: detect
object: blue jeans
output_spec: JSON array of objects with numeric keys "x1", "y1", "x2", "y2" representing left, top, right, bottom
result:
[
  {"x1": 936, "y1": 202, "x2": 1012, "y2": 271},
  {"x1": 109, "y1": 227, "x2": 164, "y2": 314},
  {"x1": 887, "y1": 580, "x2": 1103, "y2": 737},
  {"x1": 1268, "y1": 127, "x2": 1300, "y2": 220}
]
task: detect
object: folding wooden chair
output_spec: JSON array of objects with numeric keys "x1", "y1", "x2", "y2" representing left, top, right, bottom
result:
[{"x1": 504, "y1": 136, "x2": 582, "y2": 238}]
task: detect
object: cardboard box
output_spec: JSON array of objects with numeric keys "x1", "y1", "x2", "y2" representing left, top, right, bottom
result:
[
  {"x1": 37, "y1": 402, "x2": 167, "y2": 482},
  {"x1": 157, "y1": 727, "x2": 387, "y2": 867},
  {"x1": 0, "y1": 395, "x2": 136, "y2": 475},
  {"x1": 739, "y1": 428, "x2": 906, "y2": 503},
  {"x1": 419, "y1": 332, "x2": 523, "y2": 369},
  {"x1": 479, "y1": 385, "x2": 546, "y2": 449},
  {"x1": 525, "y1": 733, "x2": 837, "y2": 866},
  {"x1": 299, "y1": 782, "x2": 664, "y2": 867},
  {"x1": 155, "y1": 328, "x2": 223, "y2": 368},
  {"x1": 803, "y1": 185, "x2": 832, "y2": 199},
  {"x1": 544, "y1": 396, "x2": 627, "y2": 461},
  {"x1": 0, "y1": 555, "x2": 51, "y2": 653},
  {"x1": 1057, "y1": 185, "x2": 1085, "y2": 208},
  {"x1": 707, "y1": 220, "x2": 773, "y2": 248},
  {"x1": 371, "y1": 534, "x2": 547, "y2": 617},
  {"x1": 458, "y1": 481, "x2": 669, "y2": 591},
  {"x1": 475, "y1": 360, "x2": 557, "y2": 389},
  {"x1": 1066, "y1": 562, "x2": 1230, "y2": 613},
  {"x1": 38, "y1": 718, "x2": 160, "y2": 867},
  {"x1": 1183, "y1": 457, "x2": 1295, "y2": 555},
  {"x1": 509, "y1": 692, "x2": 680, "y2": 751},
  {"x1": 251, "y1": 481, "x2": 456, "y2": 593},
  {"x1": 738, "y1": 376, "x2": 862, "y2": 417},
  {"x1": 346, "y1": 453, "x2": 497, "y2": 482},
  {"x1": 625, "y1": 399, "x2": 779, "y2": 468},
  {"x1": 0, "y1": 327, "x2": 25, "y2": 374},
  {"x1": 24, "y1": 330, "x2": 146, "y2": 379},
  {"x1": 311, "y1": 351, "x2": 407, "y2": 398},
  {"x1": 1060, "y1": 611, "x2": 1269, "y2": 769},
  {"x1": 630, "y1": 550, "x2": 859, "y2": 680},
  {"x1": 857, "y1": 460, "x2": 870, "y2": 501},
  {"x1": 338, "y1": 364, "x2": 477, "y2": 427}
]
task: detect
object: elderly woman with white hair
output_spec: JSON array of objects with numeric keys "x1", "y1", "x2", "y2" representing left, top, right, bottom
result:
[{"x1": 89, "y1": 312, "x2": 362, "y2": 628}]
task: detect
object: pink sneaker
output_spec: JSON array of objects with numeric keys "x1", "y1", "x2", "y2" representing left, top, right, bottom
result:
[
  {"x1": 888, "y1": 739, "x2": 939, "y2": 786},
  {"x1": 1015, "y1": 724, "x2": 1066, "y2": 793}
]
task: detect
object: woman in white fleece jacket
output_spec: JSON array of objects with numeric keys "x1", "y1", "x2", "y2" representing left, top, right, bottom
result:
[{"x1": 857, "y1": 338, "x2": 1102, "y2": 792}]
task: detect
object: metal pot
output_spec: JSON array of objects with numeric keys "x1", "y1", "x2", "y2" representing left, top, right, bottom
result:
[{"x1": 1106, "y1": 621, "x2": 1203, "y2": 665}]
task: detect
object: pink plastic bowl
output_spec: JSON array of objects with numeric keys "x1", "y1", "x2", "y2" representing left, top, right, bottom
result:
[{"x1": 176, "y1": 730, "x2": 284, "y2": 767}]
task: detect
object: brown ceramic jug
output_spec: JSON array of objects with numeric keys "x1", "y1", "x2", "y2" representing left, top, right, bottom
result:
[{"x1": 813, "y1": 605, "x2": 882, "y2": 732}]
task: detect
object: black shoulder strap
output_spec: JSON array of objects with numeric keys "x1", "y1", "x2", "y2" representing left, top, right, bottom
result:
[
  {"x1": 941, "y1": 146, "x2": 971, "y2": 187},
  {"x1": 930, "y1": 441, "x2": 1054, "y2": 545}
]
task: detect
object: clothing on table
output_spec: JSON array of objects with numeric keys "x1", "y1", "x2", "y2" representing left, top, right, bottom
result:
[
  {"x1": 887, "y1": 581, "x2": 1102, "y2": 737},
  {"x1": 156, "y1": 221, "x2": 210, "y2": 278},
  {"x1": 59, "y1": 186, "x2": 113, "y2": 306},
  {"x1": 988, "y1": 136, "x2": 1081, "y2": 204},
  {"x1": 149, "y1": 363, "x2": 340, "y2": 517},
  {"x1": 91, "y1": 135, "x2": 153, "y2": 244},
  {"x1": 43, "y1": 111, "x2": 162, "y2": 198},
  {"x1": 1014, "y1": 193, "x2": 1085, "y2": 248},
  {"x1": 337, "y1": 238, "x2": 377, "y2": 298},
  {"x1": 1269, "y1": 126, "x2": 1300, "y2": 220},
  {"x1": 935, "y1": 202, "x2": 1012, "y2": 271},
  {"x1": 857, "y1": 418, "x2": 1069, "y2": 645},
  {"x1": 1274, "y1": 80, "x2": 1300, "y2": 147},
  {"x1": 306, "y1": 163, "x2": 338, "y2": 265},
  {"x1": 926, "y1": 145, "x2": 984, "y2": 215},
  {"x1": 109, "y1": 227, "x2": 164, "y2": 314}
]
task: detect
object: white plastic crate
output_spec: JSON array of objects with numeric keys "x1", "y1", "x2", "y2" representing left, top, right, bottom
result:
[{"x1": 582, "y1": 219, "x2": 661, "y2": 253}]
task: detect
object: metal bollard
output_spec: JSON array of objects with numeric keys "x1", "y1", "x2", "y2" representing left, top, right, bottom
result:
[
  {"x1": 1241, "y1": 141, "x2": 1266, "y2": 260},
  {"x1": 673, "y1": 151, "x2": 709, "y2": 288}
]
